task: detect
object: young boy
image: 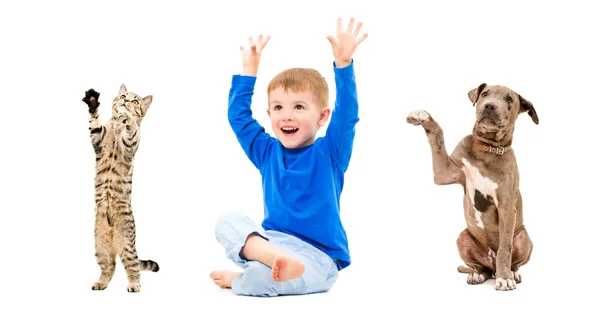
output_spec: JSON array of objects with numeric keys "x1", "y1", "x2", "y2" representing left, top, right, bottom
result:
[{"x1": 210, "y1": 18, "x2": 368, "y2": 296}]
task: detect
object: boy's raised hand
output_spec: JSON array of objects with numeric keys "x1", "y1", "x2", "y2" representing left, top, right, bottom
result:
[
  {"x1": 240, "y1": 34, "x2": 271, "y2": 77},
  {"x1": 326, "y1": 18, "x2": 368, "y2": 68}
]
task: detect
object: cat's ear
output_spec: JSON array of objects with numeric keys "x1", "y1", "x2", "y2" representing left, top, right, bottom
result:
[
  {"x1": 142, "y1": 95, "x2": 153, "y2": 109},
  {"x1": 119, "y1": 84, "x2": 127, "y2": 95}
]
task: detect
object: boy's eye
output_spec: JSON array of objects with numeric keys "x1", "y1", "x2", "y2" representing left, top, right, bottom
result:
[
  {"x1": 132, "y1": 100, "x2": 139, "y2": 105},
  {"x1": 273, "y1": 105, "x2": 282, "y2": 111},
  {"x1": 120, "y1": 95, "x2": 126, "y2": 99},
  {"x1": 294, "y1": 104, "x2": 304, "y2": 110}
]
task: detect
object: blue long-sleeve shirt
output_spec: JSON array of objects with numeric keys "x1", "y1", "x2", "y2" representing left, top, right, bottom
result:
[{"x1": 228, "y1": 61, "x2": 359, "y2": 270}]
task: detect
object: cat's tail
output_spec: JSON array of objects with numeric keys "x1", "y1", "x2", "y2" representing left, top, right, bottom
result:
[{"x1": 140, "y1": 260, "x2": 160, "y2": 272}]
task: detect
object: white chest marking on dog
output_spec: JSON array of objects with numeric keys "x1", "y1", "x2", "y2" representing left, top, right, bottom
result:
[{"x1": 461, "y1": 158, "x2": 499, "y2": 229}]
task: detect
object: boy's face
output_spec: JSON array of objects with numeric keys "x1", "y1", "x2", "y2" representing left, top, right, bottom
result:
[{"x1": 267, "y1": 87, "x2": 330, "y2": 149}]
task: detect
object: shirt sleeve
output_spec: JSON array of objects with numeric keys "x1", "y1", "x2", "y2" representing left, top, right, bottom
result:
[
  {"x1": 228, "y1": 75, "x2": 274, "y2": 170},
  {"x1": 325, "y1": 60, "x2": 359, "y2": 172}
]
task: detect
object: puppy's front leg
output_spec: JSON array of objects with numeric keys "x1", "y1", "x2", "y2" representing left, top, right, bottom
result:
[
  {"x1": 407, "y1": 110, "x2": 462, "y2": 185},
  {"x1": 495, "y1": 183, "x2": 518, "y2": 291}
]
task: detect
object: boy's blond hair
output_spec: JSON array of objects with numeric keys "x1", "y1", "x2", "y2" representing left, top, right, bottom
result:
[{"x1": 267, "y1": 68, "x2": 329, "y2": 109}]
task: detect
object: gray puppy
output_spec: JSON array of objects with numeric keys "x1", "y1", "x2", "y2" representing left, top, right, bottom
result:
[{"x1": 407, "y1": 83, "x2": 538, "y2": 291}]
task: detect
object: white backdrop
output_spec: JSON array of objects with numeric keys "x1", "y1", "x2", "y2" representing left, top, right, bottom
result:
[{"x1": 1, "y1": 0, "x2": 598, "y2": 332}]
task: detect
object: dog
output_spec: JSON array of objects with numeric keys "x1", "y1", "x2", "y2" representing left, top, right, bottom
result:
[{"x1": 406, "y1": 83, "x2": 538, "y2": 291}]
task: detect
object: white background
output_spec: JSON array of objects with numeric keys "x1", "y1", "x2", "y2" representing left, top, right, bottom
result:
[{"x1": 1, "y1": 0, "x2": 598, "y2": 332}]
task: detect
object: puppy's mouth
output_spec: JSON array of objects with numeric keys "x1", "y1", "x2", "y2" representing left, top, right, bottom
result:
[
  {"x1": 479, "y1": 117, "x2": 496, "y2": 126},
  {"x1": 281, "y1": 127, "x2": 299, "y2": 135},
  {"x1": 477, "y1": 117, "x2": 505, "y2": 132}
]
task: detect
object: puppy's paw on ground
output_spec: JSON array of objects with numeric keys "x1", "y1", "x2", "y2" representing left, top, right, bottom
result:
[
  {"x1": 512, "y1": 271, "x2": 521, "y2": 283},
  {"x1": 495, "y1": 277, "x2": 517, "y2": 291},
  {"x1": 467, "y1": 272, "x2": 489, "y2": 284}
]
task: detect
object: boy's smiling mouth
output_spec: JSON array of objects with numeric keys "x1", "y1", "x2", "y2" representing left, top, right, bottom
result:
[{"x1": 281, "y1": 127, "x2": 299, "y2": 135}]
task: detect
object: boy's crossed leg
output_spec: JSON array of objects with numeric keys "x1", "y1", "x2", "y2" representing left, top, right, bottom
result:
[
  {"x1": 210, "y1": 233, "x2": 305, "y2": 288},
  {"x1": 210, "y1": 211, "x2": 337, "y2": 296}
]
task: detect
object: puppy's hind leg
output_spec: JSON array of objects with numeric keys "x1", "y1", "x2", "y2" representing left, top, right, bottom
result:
[
  {"x1": 456, "y1": 229, "x2": 494, "y2": 285},
  {"x1": 510, "y1": 227, "x2": 533, "y2": 284}
]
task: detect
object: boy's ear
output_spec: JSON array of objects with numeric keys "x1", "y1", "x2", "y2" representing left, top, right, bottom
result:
[
  {"x1": 267, "y1": 108, "x2": 271, "y2": 117},
  {"x1": 317, "y1": 107, "x2": 331, "y2": 126}
]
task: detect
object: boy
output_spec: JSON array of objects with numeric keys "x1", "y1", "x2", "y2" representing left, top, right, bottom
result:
[{"x1": 210, "y1": 18, "x2": 368, "y2": 296}]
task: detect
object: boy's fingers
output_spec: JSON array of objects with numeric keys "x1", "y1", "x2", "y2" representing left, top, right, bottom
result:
[
  {"x1": 336, "y1": 18, "x2": 342, "y2": 33},
  {"x1": 326, "y1": 35, "x2": 336, "y2": 46},
  {"x1": 356, "y1": 33, "x2": 368, "y2": 45},
  {"x1": 261, "y1": 35, "x2": 271, "y2": 48},
  {"x1": 346, "y1": 17, "x2": 355, "y2": 33},
  {"x1": 353, "y1": 22, "x2": 362, "y2": 38},
  {"x1": 249, "y1": 36, "x2": 254, "y2": 46}
]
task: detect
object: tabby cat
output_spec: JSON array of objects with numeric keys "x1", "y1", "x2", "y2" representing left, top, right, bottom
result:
[{"x1": 82, "y1": 84, "x2": 159, "y2": 292}]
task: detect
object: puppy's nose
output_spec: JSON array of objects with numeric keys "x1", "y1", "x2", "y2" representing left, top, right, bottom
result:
[{"x1": 484, "y1": 103, "x2": 496, "y2": 112}]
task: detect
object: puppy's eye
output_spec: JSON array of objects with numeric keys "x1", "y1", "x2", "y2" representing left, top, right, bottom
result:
[
  {"x1": 506, "y1": 96, "x2": 513, "y2": 103},
  {"x1": 482, "y1": 92, "x2": 488, "y2": 97},
  {"x1": 120, "y1": 95, "x2": 126, "y2": 99},
  {"x1": 132, "y1": 100, "x2": 139, "y2": 105}
]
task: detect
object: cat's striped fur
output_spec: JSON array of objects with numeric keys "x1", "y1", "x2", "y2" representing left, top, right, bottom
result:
[{"x1": 82, "y1": 84, "x2": 158, "y2": 292}]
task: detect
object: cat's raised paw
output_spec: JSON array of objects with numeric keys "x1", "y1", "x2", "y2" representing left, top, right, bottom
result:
[{"x1": 83, "y1": 89, "x2": 100, "y2": 110}]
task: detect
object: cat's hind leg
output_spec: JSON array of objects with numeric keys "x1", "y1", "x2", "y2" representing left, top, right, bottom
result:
[
  {"x1": 118, "y1": 215, "x2": 142, "y2": 292},
  {"x1": 92, "y1": 209, "x2": 116, "y2": 290}
]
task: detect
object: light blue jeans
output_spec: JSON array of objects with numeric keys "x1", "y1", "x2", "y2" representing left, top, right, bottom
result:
[{"x1": 215, "y1": 211, "x2": 339, "y2": 297}]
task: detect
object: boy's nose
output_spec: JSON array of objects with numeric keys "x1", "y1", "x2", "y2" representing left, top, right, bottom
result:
[{"x1": 281, "y1": 111, "x2": 293, "y2": 120}]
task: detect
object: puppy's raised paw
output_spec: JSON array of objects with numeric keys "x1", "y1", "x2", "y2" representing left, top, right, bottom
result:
[
  {"x1": 406, "y1": 110, "x2": 431, "y2": 126},
  {"x1": 495, "y1": 277, "x2": 517, "y2": 291}
]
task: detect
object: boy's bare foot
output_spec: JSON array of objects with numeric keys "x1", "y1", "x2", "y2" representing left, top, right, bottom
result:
[
  {"x1": 210, "y1": 270, "x2": 242, "y2": 288},
  {"x1": 271, "y1": 256, "x2": 305, "y2": 282}
]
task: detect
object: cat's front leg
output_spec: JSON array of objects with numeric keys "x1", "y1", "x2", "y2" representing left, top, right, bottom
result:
[
  {"x1": 83, "y1": 89, "x2": 105, "y2": 151},
  {"x1": 113, "y1": 111, "x2": 140, "y2": 154}
]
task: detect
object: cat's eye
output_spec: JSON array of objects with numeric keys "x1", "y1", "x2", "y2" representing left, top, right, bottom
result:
[
  {"x1": 132, "y1": 100, "x2": 139, "y2": 105},
  {"x1": 120, "y1": 95, "x2": 126, "y2": 99}
]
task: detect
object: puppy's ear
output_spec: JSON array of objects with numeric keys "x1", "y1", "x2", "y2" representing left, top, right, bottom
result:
[
  {"x1": 519, "y1": 95, "x2": 539, "y2": 124},
  {"x1": 468, "y1": 83, "x2": 487, "y2": 106}
]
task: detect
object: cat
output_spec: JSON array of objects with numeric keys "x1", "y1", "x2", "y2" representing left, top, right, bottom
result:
[{"x1": 82, "y1": 84, "x2": 159, "y2": 292}]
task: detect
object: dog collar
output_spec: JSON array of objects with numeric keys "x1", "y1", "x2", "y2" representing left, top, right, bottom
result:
[{"x1": 473, "y1": 140, "x2": 511, "y2": 155}]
